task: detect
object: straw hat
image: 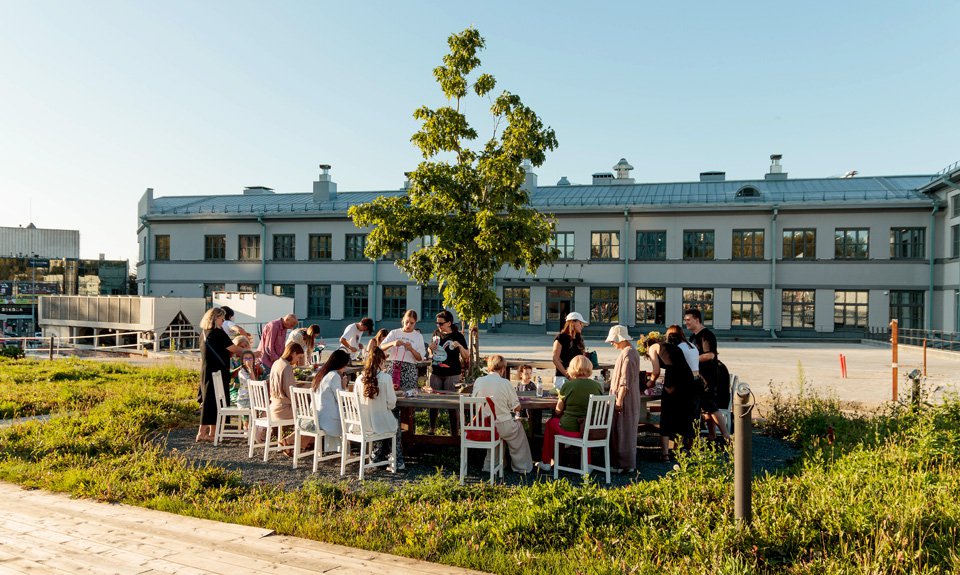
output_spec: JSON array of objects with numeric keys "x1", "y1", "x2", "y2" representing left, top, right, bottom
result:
[{"x1": 605, "y1": 325, "x2": 633, "y2": 343}]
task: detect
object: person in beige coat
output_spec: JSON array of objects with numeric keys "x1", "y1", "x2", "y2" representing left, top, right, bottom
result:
[
  {"x1": 471, "y1": 355, "x2": 534, "y2": 474},
  {"x1": 606, "y1": 325, "x2": 641, "y2": 472}
]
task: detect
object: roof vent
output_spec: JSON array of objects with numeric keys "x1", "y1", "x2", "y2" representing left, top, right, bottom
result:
[
  {"x1": 243, "y1": 186, "x2": 275, "y2": 195},
  {"x1": 736, "y1": 185, "x2": 761, "y2": 198},
  {"x1": 765, "y1": 154, "x2": 788, "y2": 180},
  {"x1": 313, "y1": 164, "x2": 337, "y2": 202},
  {"x1": 592, "y1": 172, "x2": 615, "y2": 185},
  {"x1": 521, "y1": 159, "x2": 537, "y2": 193},
  {"x1": 611, "y1": 158, "x2": 635, "y2": 185},
  {"x1": 403, "y1": 172, "x2": 412, "y2": 190},
  {"x1": 557, "y1": 176, "x2": 571, "y2": 186},
  {"x1": 700, "y1": 171, "x2": 726, "y2": 182}
]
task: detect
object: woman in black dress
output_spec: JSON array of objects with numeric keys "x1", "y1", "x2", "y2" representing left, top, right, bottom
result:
[
  {"x1": 646, "y1": 336, "x2": 698, "y2": 461},
  {"x1": 551, "y1": 312, "x2": 588, "y2": 388},
  {"x1": 197, "y1": 307, "x2": 243, "y2": 442}
]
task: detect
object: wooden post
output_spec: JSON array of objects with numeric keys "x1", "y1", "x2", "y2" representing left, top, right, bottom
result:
[{"x1": 890, "y1": 320, "x2": 899, "y2": 401}]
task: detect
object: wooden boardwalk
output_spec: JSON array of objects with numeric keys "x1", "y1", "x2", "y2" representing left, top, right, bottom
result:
[{"x1": 0, "y1": 482, "x2": 484, "y2": 575}]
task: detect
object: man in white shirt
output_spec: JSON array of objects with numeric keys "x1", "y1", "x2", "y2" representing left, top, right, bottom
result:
[
  {"x1": 339, "y1": 317, "x2": 374, "y2": 360},
  {"x1": 471, "y1": 354, "x2": 533, "y2": 473}
]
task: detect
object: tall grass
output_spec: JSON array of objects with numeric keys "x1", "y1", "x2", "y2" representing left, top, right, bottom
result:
[{"x1": 1, "y1": 357, "x2": 958, "y2": 574}]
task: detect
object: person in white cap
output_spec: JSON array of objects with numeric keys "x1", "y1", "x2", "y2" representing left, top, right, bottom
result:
[
  {"x1": 551, "y1": 312, "x2": 589, "y2": 389},
  {"x1": 606, "y1": 324, "x2": 642, "y2": 473}
]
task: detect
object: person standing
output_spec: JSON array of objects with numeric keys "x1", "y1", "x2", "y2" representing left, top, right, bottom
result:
[
  {"x1": 606, "y1": 325, "x2": 641, "y2": 473},
  {"x1": 427, "y1": 310, "x2": 468, "y2": 436},
  {"x1": 684, "y1": 308, "x2": 731, "y2": 445},
  {"x1": 379, "y1": 309, "x2": 425, "y2": 470},
  {"x1": 339, "y1": 317, "x2": 374, "y2": 360},
  {"x1": 646, "y1": 334, "x2": 697, "y2": 461},
  {"x1": 220, "y1": 306, "x2": 252, "y2": 339},
  {"x1": 257, "y1": 314, "x2": 298, "y2": 372},
  {"x1": 471, "y1": 355, "x2": 533, "y2": 474},
  {"x1": 287, "y1": 324, "x2": 322, "y2": 366},
  {"x1": 552, "y1": 312, "x2": 588, "y2": 390},
  {"x1": 197, "y1": 307, "x2": 243, "y2": 442}
]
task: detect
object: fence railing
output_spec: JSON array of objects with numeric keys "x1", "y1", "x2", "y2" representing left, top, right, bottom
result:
[{"x1": 865, "y1": 327, "x2": 960, "y2": 351}]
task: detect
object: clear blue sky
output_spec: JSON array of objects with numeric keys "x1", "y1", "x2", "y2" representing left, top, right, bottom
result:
[{"x1": 1, "y1": 1, "x2": 958, "y2": 266}]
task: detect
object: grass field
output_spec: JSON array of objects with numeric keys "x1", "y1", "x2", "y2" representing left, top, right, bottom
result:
[{"x1": 1, "y1": 357, "x2": 958, "y2": 574}]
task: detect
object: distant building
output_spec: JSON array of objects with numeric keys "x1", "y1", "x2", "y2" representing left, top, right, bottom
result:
[
  {"x1": 0, "y1": 224, "x2": 79, "y2": 259},
  {"x1": 135, "y1": 157, "x2": 960, "y2": 337}
]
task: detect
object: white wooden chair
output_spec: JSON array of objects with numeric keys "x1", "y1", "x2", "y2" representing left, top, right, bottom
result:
[
  {"x1": 290, "y1": 387, "x2": 340, "y2": 472},
  {"x1": 212, "y1": 371, "x2": 249, "y2": 446},
  {"x1": 554, "y1": 394, "x2": 615, "y2": 484},
  {"x1": 247, "y1": 380, "x2": 294, "y2": 462},
  {"x1": 459, "y1": 395, "x2": 504, "y2": 485},
  {"x1": 336, "y1": 389, "x2": 396, "y2": 480},
  {"x1": 720, "y1": 374, "x2": 737, "y2": 436}
]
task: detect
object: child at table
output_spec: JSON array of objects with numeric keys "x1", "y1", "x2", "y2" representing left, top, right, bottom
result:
[{"x1": 516, "y1": 364, "x2": 537, "y2": 392}]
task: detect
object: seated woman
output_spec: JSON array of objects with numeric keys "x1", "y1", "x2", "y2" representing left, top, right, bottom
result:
[
  {"x1": 266, "y1": 342, "x2": 312, "y2": 451},
  {"x1": 234, "y1": 349, "x2": 263, "y2": 410},
  {"x1": 358, "y1": 347, "x2": 400, "y2": 467},
  {"x1": 310, "y1": 349, "x2": 352, "y2": 451},
  {"x1": 472, "y1": 354, "x2": 534, "y2": 474},
  {"x1": 647, "y1": 331, "x2": 698, "y2": 461},
  {"x1": 537, "y1": 355, "x2": 603, "y2": 472}
]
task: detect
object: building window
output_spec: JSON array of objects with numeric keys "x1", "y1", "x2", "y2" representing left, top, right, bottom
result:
[
  {"x1": 590, "y1": 287, "x2": 619, "y2": 324},
  {"x1": 547, "y1": 287, "x2": 574, "y2": 322},
  {"x1": 237, "y1": 283, "x2": 259, "y2": 293},
  {"x1": 731, "y1": 289, "x2": 763, "y2": 327},
  {"x1": 682, "y1": 288, "x2": 714, "y2": 326},
  {"x1": 551, "y1": 232, "x2": 575, "y2": 260},
  {"x1": 835, "y1": 228, "x2": 869, "y2": 259},
  {"x1": 890, "y1": 290, "x2": 923, "y2": 329},
  {"x1": 502, "y1": 287, "x2": 530, "y2": 322},
  {"x1": 834, "y1": 290, "x2": 868, "y2": 328},
  {"x1": 732, "y1": 230, "x2": 764, "y2": 260},
  {"x1": 308, "y1": 285, "x2": 331, "y2": 318},
  {"x1": 590, "y1": 232, "x2": 620, "y2": 260},
  {"x1": 309, "y1": 234, "x2": 332, "y2": 261},
  {"x1": 636, "y1": 231, "x2": 666, "y2": 261},
  {"x1": 344, "y1": 285, "x2": 368, "y2": 318},
  {"x1": 781, "y1": 290, "x2": 815, "y2": 329},
  {"x1": 238, "y1": 235, "x2": 260, "y2": 260},
  {"x1": 952, "y1": 195, "x2": 960, "y2": 218},
  {"x1": 782, "y1": 229, "x2": 816, "y2": 260},
  {"x1": 273, "y1": 234, "x2": 295, "y2": 261},
  {"x1": 421, "y1": 285, "x2": 444, "y2": 319},
  {"x1": 155, "y1": 235, "x2": 170, "y2": 261},
  {"x1": 383, "y1": 246, "x2": 406, "y2": 261},
  {"x1": 889, "y1": 228, "x2": 925, "y2": 259},
  {"x1": 203, "y1": 283, "x2": 224, "y2": 306},
  {"x1": 204, "y1": 235, "x2": 225, "y2": 261},
  {"x1": 683, "y1": 230, "x2": 715, "y2": 260},
  {"x1": 635, "y1": 288, "x2": 665, "y2": 325},
  {"x1": 272, "y1": 284, "x2": 294, "y2": 299},
  {"x1": 422, "y1": 235, "x2": 436, "y2": 248},
  {"x1": 345, "y1": 234, "x2": 367, "y2": 261},
  {"x1": 382, "y1": 285, "x2": 406, "y2": 320},
  {"x1": 952, "y1": 225, "x2": 959, "y2": 258}
]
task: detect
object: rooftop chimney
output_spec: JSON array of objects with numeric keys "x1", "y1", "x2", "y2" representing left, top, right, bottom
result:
[
  {"x1": 402, "y1": 172, "x2": 412, "y2": 190},
  {"x1": 556, "y1": 176, "x2": 571, "y2": 186},
  {"x1": 765, "y1": 154, "x2": 788, "y2": 180},
  {"x1": 313, "y1": 164, "x2": 337, "y2": 202},
  {"x1": 700, "y1": 171, "x2": 726, "y2": 182},
  {"x1": 592, "y1": 173, "x2": 614, "y2": 185},
  {"x1": 521, "y1": 159, "x2": 537, "y2": 193},
  {"x1": 611, "y1": 158, "x2": 635, "y2": 185}
]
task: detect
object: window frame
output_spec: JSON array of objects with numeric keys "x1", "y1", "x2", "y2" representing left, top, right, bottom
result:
[
  {"x1": 343, "y1": 284, "x2": 369, "y2": 318},
  {"x1": 590, "y1": 231, "x2": 621, "y2": 260},
  {"x1": 782, "y1": 229, "x2": 816, "y2": 260},
  {"x1": 237, "y1": 283, "x2": 259, "y2": 293},
  {"x1": 345, "y1": 234, "x2": 368, "y2": 261},
  {"x1": 381, "y1": 285, "x2": 406, "y2": 320},
  {"x1": 781, "y1": 289, "x2": 815, "y2": 329},
  {"x1": 307, "y1": 284, "x2": 331, "y2": 318},
  {"x1": 682, "y1": 288, "x2": 714, "y2": 326},
  {"x1": 635, "y1": 287, "x2": 666, "y2": 325},
  {"x1": 636, "y1": 231, "x2": 667, "y2": 261},
  {"x1": 731, "y1": 288, "x2": 764, "y2": 327},
  {"x1": 272, "y1": 283, "x2": 295, "y2": 299},
  {"x1": 834, "y1": 290, "x2": 869, "y2": 329},
  {"x1": 308, "y1": 234, "x2": 332, "y2": 261},
  {"x1": 203, "y1": 235, "x2": 226, "y2": 261},
  {"x1": 682, "y1": 230, "x2": 715, "y2": 260},
  {"x1": 834, "y1": 228, "x2": 870, "y2": 260},
  {"x1": 154, "y1": 235, "x2": 170, "y2": 261},
  {"x1": 272, "y1": 234, "x2": 296, "y2": 261},
  {"x1": 421, "y1": 285, "x2": 444, "y2": 320},
  {"x1": 951, "y1": 224, "x2": 959, "y2": 259},
  {"x1": 551, "y1": 232, "x2": 575, "y2": 260},
  {"x1": 889, "y1": 290, "x2": 924, "y2": 330},
  {"x1": 238, "y1": 234, "x2": 261, "y2": 261},
  {"x1": 589, "y1": 286, "x2": 620, "y2": 324},
  {"x1": 502, "y1": 286, "x2": 531, "y2": 322},
  {"x1": 731, "y1": 229, "x2": 765, "y2": 260},
  {"x1": 889, "y1": 227, "x2": 925, "y2": 260}
]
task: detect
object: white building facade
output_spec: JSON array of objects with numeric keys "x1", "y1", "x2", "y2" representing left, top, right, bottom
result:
[{"x1": 135, "y1": 158, "x2": 960, "y2": 338}]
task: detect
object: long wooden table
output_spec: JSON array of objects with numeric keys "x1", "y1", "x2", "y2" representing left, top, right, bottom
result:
[{"x1": 395, "y1": 391, "x2": 559, "y2": 450}]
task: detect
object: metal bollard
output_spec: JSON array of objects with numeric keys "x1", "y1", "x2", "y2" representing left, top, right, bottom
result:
[{"x1": 734, "y1": 381, "x2": 753, "y2": 523}]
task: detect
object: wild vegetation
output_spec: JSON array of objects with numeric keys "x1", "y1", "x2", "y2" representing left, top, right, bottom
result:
[{"x1": 1, "y1": 356, "x2": 958, "y2": 574}]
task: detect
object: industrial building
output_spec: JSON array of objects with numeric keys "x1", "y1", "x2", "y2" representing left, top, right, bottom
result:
[{"x1": 135, "y1": 156, "x2": 960, "y2": 337}]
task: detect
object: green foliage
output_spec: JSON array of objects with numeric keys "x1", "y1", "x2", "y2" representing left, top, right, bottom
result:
[
  {"x1": 348, "y1": 28, "x2": 559, "y2": 336},
  {"x1": 3, "y1": 358, "x2": 960, "y2": 573}
]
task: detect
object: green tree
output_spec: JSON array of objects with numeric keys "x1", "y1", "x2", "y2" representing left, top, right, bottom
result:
[{"x1": 348, "y1": 28, "x2": 558, "y2": 374}]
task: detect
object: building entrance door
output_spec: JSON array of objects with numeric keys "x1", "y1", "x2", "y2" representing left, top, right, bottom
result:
[{"x1": 546, "y1": 287, "x2": 574, "y2": 332}]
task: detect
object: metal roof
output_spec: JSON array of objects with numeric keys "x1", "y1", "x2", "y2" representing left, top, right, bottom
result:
[{"x1": 147, "y1": 175, "x2": 935, "y2": 217}]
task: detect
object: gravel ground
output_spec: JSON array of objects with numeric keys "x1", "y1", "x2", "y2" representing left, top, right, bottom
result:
[{"x1": 160, "y1": 424, "x2": 798, "y2": 490}]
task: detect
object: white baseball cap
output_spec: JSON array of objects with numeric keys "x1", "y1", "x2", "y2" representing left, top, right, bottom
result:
[
  {"x1": 565, "y1": 312, "x2": 589, "y2": 325},
  {"x1": 605, "y1": 325, "x2": 632, "y2": 343}
]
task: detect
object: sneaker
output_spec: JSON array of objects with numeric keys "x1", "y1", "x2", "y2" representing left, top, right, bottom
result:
[{"x1": 535, "y1": 462, "x2": 552, "y2": 472}]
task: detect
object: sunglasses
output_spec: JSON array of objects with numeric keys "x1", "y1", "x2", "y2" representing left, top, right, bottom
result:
[{"x1": 436, "y1": 320, "x2": 447, "y2": 325}]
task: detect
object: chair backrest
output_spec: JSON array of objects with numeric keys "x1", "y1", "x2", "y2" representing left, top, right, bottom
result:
[
  {"x1": 291, "y1": 387, "x2": 315, "y2": 430},
  {"x1": 248, "y1": 381, "x2": 269, "y2": 417},
  {"x1": 582, "y1": 394, "x2": 615, "y2": 441},
  {"x1": 337, "y1": 389, "x2": 363, "y2": 436},
  {"x1": 460, "y1": 396, "x2": 498, "y2": 442},
  {"x1": 212, "y1": 371, "x2": 227, "y2": 410}
]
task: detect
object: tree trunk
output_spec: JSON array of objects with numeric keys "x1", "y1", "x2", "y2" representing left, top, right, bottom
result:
[{"x1": 468, "y1": 321, "x2": 481, "y2": 382}]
